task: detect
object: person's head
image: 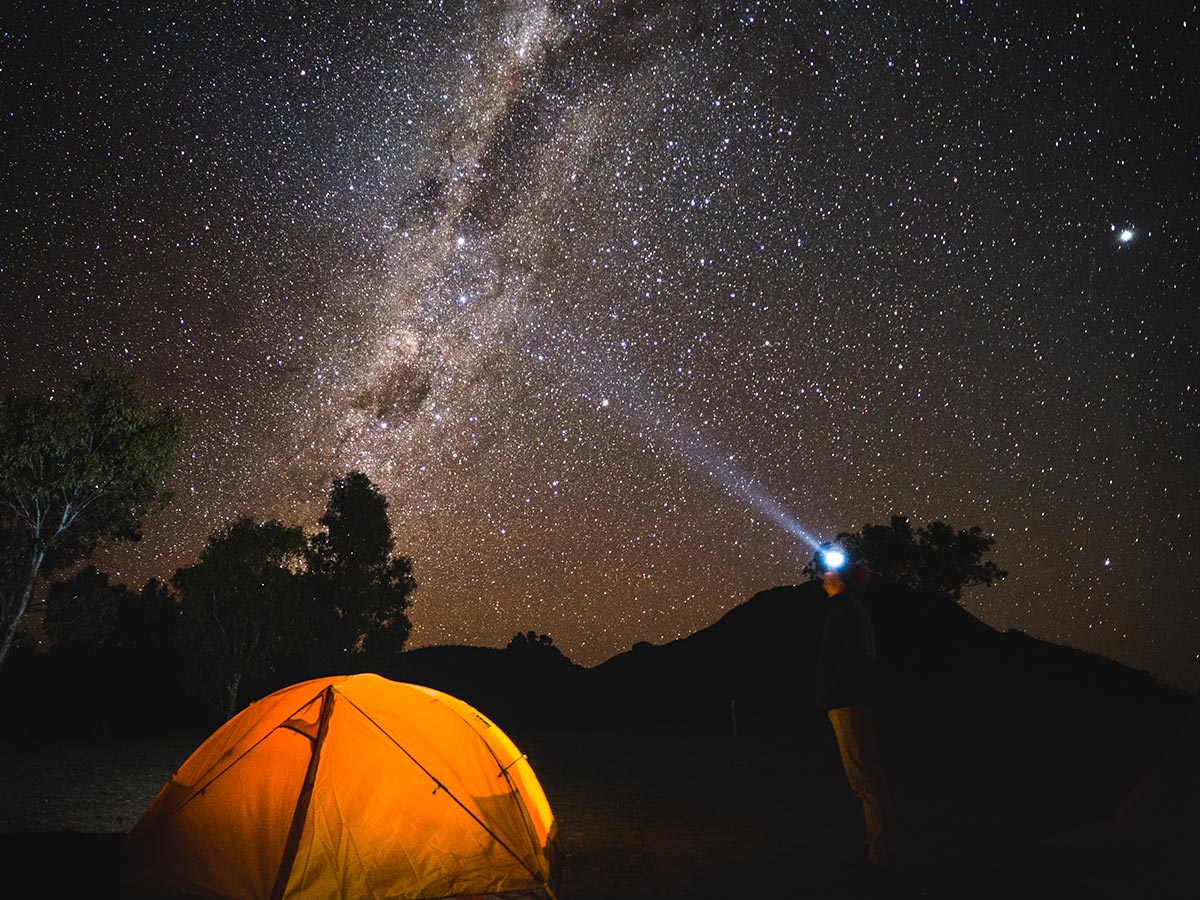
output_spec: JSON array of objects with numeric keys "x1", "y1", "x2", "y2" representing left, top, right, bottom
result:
[{"x1": 823, "y1": 561, "x2": 872, "y2": 597}]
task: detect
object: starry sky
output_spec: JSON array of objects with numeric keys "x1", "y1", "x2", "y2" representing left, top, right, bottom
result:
[{"x1": 1, "y1": 2, "x2": 1196, "y2": 688}]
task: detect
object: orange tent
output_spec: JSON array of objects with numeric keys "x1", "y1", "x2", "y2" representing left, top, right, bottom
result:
[{"x1": 125, "y1": 674, "x2": 559, "y2": 900}]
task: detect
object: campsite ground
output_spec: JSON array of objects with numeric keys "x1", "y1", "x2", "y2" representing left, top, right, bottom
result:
[{"x1": 0, "y1": 727, "x2": 1190, "y2": 899}]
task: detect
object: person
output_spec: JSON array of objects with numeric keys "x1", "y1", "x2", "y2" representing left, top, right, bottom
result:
[{"x1": 817, "y1": 560, "x2": 901, "y2": 865}]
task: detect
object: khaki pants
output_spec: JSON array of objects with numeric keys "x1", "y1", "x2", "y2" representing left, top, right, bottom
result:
[{"x1": 828, "y1": 705, "x2": 899, "y2": 863}]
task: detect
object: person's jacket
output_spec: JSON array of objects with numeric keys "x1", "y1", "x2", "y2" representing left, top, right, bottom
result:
[{"x1": 816, "y1": 590, "x2": 881, "y2": 709}]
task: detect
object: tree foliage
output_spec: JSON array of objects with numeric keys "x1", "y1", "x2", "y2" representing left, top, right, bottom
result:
[
  {"x1": 506, "y1": 630, "x2": 570, "y2": 667},
  {"x1": 307, "y1": 471, "x2": 416, "y2": 672},
  {"x1": 44, "y1": 565, "x2": 131, "y2": 652},
  {"x1": 45, "y1": 567, "x2": 178, "y2": 661},
  {"x1": 806, "y1": 515, "x2": 1007, "y2": 599},
  {"x1": 25, "y1": 465, "x2": 417, "y2": 718},
  {"x1": 173, "y1": 517, "x2": 308, "y2": 718},
  {"x1": 0, "y1": 370, "x2": 180, "y2": 667},
  {"x1": 507, "y1": 631, "x2": 557, "y2": 651}
]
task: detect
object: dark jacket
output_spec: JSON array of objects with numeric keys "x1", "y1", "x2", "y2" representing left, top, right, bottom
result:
[{"x1": 816, "y1": 590, "x2": 881, "y2": 710}]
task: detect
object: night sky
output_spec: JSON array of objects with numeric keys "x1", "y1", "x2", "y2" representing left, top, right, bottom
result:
[{"x1": 1, "y1": 3, "x2": 1196, "y2": 688}]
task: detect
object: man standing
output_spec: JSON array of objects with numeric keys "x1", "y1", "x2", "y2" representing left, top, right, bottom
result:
[{"x1": 817, "y1": 559, "x2": 901, "y2": 865}]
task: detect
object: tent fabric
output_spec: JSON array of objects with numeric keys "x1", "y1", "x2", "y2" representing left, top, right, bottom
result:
[{"x1": 125, "y1": 674, "x2": 559, "y2": 900}]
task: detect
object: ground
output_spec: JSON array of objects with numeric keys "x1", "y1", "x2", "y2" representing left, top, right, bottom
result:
[{"x1": 0, "y1": 726, "x2": 1192, "y2": 899}]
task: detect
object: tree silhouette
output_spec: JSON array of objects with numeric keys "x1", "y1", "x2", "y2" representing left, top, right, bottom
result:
[
  {"x1": 174, "y1": 517, "x2": 308, "y2": 718},
  {"x1": 44, "y1": 565, "x2": 131, "y2": 652},
  {"x1": 45, "y1": 568, "x2": 180, "y2": 662},
  {"x1": 507, "y1": 631, "x2": 557, "y2": 651},
  {"x1": 506, "y1": 631, "x2": 571, "y2": 668},
  {"x1": 806, "y1": 515, "x2": 1007, "y2": 599},
  {"x1": 0, "y1": 370, "x2": 179, "y2": 667},
  {"x1": 307, "y1": 472, "x2": 416, "y2": 672}
]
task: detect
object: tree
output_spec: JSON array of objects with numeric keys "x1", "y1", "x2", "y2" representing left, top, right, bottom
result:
[
  {"x1": 806, "y1": 515, "x2": 1007, "y2": 599},
  {"x1": 124, "y1": 577, "x2": 181, "y2": 662},
  {"x1": 507, "y1": 631, "x2": 557, "y2": 651},
  {"x1": 0, "y1": 526, "x2": 31, "y2": 654},
  {"x1": 45, "y1": 567, "x2": 178, "y2": 661},
  {"x1": 307, "y1": 472, "x2": 416, "y2": 672},
  {"x1": 174, "y1": 517, "x2": 308, "y2": 718},
  {"x1": 0, "y1": 370, "x2": 180, "y2": 667},
  {"x1": 44, "y1": 565, "x2": 131, "y2": 653},
  {"x1": 506, "y1": 630, "x2": 570, "y2": 666}
]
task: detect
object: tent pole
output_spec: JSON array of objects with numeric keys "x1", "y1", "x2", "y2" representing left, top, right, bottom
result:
[{"x1": 269, "y1": 685, "x2": 336, "y2": 900}]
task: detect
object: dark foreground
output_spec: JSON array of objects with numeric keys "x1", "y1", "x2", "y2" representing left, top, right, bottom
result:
[{"x1": 1, "y1": 727, "x2": 1193, "y2": 899}]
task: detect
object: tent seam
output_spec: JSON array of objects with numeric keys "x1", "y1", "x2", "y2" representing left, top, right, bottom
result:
[{"x1": 269, "y1": 684, "x2": 336, "y2": 900}]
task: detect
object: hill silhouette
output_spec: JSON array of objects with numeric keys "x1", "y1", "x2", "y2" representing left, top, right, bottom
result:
[
  {"x1": 394, "y1": 582, "x2": 1191, "y2": 757},
  {"x1": 389, "y1": 642, "x2": 590, "y2": 730}
]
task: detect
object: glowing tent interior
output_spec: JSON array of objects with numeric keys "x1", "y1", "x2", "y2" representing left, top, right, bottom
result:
[{"x1": 124, "y1": 674, "x2": 559, "y2": 900}]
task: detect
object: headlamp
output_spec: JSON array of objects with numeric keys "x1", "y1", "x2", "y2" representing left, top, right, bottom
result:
[{"x1": 821, "y1": 547, "x2": 847, "y2": 570}]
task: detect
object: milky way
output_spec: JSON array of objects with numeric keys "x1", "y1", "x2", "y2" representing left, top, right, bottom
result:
[{"x1": 1, "y1": 2, "x2": 1196, "y2": 687}]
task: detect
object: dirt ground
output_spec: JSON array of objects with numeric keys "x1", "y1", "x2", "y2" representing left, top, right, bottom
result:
[{"x1": 0, "y1": 727, "x2": 1192, "y2": 899}]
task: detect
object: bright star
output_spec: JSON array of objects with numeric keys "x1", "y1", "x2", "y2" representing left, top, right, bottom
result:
[{"x1": 1118, "y1": 229, "x2": 1134, "y2": 243}]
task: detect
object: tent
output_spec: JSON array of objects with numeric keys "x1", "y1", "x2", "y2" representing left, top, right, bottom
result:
[{"x1": 125, "y1": 674, "x2": 560, "y2": 900}]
